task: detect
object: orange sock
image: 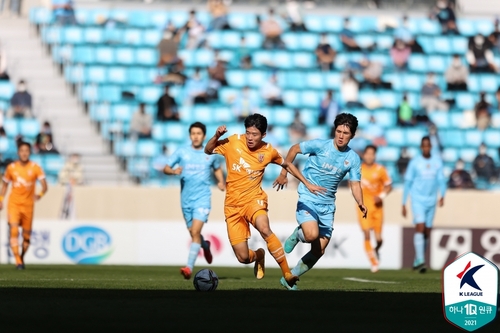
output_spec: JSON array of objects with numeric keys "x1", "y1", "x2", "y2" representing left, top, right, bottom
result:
[
  {"x1": 9, "y1": 226, "x2": 22, "y2": 265},
  {"x1": 364, "y1": 240, "x2": 378, "y2": 266},
  {"x1": 265, "y1": 234, "x2": 291, "y2": 276}
]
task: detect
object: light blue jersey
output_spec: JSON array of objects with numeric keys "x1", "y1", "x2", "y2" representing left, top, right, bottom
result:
[
  {"x1": 298, "y1": 139, "x2": 361, "y2": 204},
  {"x1": 166, "y1": 145, "x2": 221, "y2": 209},
  {"x1": 402, "y1": 154, "x2": 446, "y2": 208}
]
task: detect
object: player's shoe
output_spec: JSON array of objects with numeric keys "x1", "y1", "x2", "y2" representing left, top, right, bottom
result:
[
  {"x1": 254, "y1": 248, "x2": 265, "y2": 280},
  {"x1": 16, "y1": 264, "x2": 25, "y2": 270},
  {"x1": 284, "y1": 227, "x2": 300, "y2": 254},
  {"x1": 283, "y1": 272, "x2": 299, "y2": 289},
  {"x1": 370, "y1": 264, "x2": 379, "y2": 273},
  {"x1": 280, "y1": 276, "x2": 299, "y2": 291},
  {"x1": 180, "y1": 266, "x2": 192, "y2": 280},
  {"x1": 204, "y1": 240, "x2": 213, "y2": 264},
  {"x1": 413, "y1": 261, "x2": 426, "y2": 273}
]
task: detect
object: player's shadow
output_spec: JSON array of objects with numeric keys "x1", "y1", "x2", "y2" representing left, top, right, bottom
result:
[{"x1": 0, "y1": 288, "x2": 499, "y2": 333}]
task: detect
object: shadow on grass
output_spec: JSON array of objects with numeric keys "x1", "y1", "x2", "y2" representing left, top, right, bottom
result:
[{"x1": 0, "y1": 288, "x2": 498, "y2": 332}]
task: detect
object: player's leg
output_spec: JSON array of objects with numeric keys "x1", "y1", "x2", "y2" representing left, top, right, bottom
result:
[
  {"x1": 290, "y1": 236, "x2": 330, "y2": 278},
  {"x1": 192, "y1": 207, "x2": 212, "y2": 264},
  {"x1": 423, "y1": 205, "x2": 436, "y2": 260},
  {"x1": 284, "y1": 201, "x2": 320, "y2": 253},
  {"x1": 411, "y1": 201, "x2": 427, "y2": 272},
  {"x1": 7, "y1": 207, "x2": 23, "y2": 268},
  {"x1": 20, "y1": 208, "x2": 33, "y2": 265},
  {"x1": 359, "y1": 205, "x2": 378, "y2": 271},
  {"x1": 180, "y1": 208, "x2": 196, "y2": 279}
]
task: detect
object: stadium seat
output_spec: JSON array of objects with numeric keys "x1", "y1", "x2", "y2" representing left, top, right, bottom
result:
[
  {"x1": 164, "y1": 123, "x2": 187, "y2": 142},
  {"x1": 299, "y1": 33, "x2": 320, "y2": 51},
  {"x1": 428, "y1": 112, "x2": 450, "y2": 129},
  {"x1": 408, "y1": 54, "x2": 427, "y2": 73},
  {"x1": 417, "y1": 18, "x2": 440, "y2": 35},
  {"x1": 280, "y1": 71, "x2": 305, "y2": 90},
  {"x1": 243, "y1": 32, "x2": 263, "y2": 49},
  {"x1": 73, "y1": 46, "x2": 94, "y2": 64},
  {"x1": 491, "y1": 113, "x2": 500, "y2": 128},
  {"x1": 305, "y1": 72, "x2": 325, "y2": 90},
  {"x1": 112, "y1": 104, "x2": 135, "y2": 122},
  {"x1": 228, "y1": 13, "x2": 258, "y2": 30},
  {"x1": 273, "y1": 51, "x2": 294, "y2": 69},
  {"x1": 427, "y1": 55, "x2": 447, "y2": 73},
  {"x1": 406, "y1": 128, "x2": 427, "y2": 145},
  {"x1": 115, "y1": 140, "x2": 137, "y2": 157},
  {"x1": 303, "y1": 15, "x2": 324, "y2": 32},
  {"x1": 43, "y1": 155, "x2": 65, "y2": 176},
  {"x1": 95, "y1": 47, "x2": 115, "y2": 65},
  {"x1": 385, "y1": 128, "x2": 406, "y2": 147},
  {"x1": 450, "y1": 36, "x2": 468, "y2": 54},
  {"x1": 416, "y1": 36, "x2": 433, "y2": 53},
  {"x1": 376, "y1": 146, "x2": 399, "y2": 163},
  {"x1": 455, "y1": 93, "x2": 475, "y2": 110},
  {"x1": 301, "y1": 90, "x2": 321, "y2": 108},
  {"x1": 376, "y1": 35, "x2": 394, "y2": 50},
  {"x1": 293, "y1": 52, "x2": 315, "y2": 69},
  {"x1": 354, "y1": 35, "x2": 376, "y2": 49},
  {"x1": 140, "y1": 86, "x2": 162, "y2": 104},
  {"x1": 191, "y1": 105, "x2": 215, "y2": 124},
  {"x1": 467, "y1": 75, "x2": 480, "y2": 93},
  {"x1": 306, "y1": 126, "x2": 329, "y2": 139},
  {"x1": 459, "y1": 148, "x2": 477, "y2": 163},
  {"x1": 441, "y1": 147, "x2": 459, "y2": 163},
  {"x1": 479, "y1": 75, "x2": 498, "y2": 93},
  {"x1": 63, "y1": 26, "x2": 84, "y2": 44},
  {"x1": 464, "y1": 129, "x2": 484, "y2": 148},
  {"x1": 99, "y1": 85, "x2": 121, "y2": 103},
  {"x1": 0, "y1": 82, "x2": 14, "y2": 100},
  {"x1": 432, "y1": 37, "x2": 452, "y2": 55},
  {"x1": 282, "y1": 90, "x2": 301, "y2": 108},
  {"x1": 122, "y1": 29, "x2": 142, "y2": 46},
  {"x1": 322, "y1": 15, "x2": 343, "y2": 33},
  {"x1": 282, "y1": 33, "x2": 300, "y2": 51},
  {"x1": 456, "y1": 19, "x2": 476, "y2": 36},
  {"x1": 30, "y1": 7, "x2": 53, "y2": 25},
  {"x1": 137, "y1": 140, "x2": 159, "y2": 157},
  {"x1": 442, "y1": 129, "x2": 465, "y2": 148},
  {"x1": 19, "y1": 119, "x2": 41, "y2": 139},
  {"x1": 351, "y1": 109, "x2": 371, "y2": 125},
  {"x1": 349, "y1": 16, "x2": 377, "y2": 33},
  {"x1": 483, "y1": 129, "x2": 500, "y2": 148},
  {"x1": 226, "y1": 70, "x2": 247, "y2": 88},
  {"x1": 324, "y1": 72, "x2": 341, "y2": 90},
  {"x1": 142, "y1": 29, "x2": 162, "y2": 47},
  {"x1": 273, "y1": 107, "x2": 295, "y2": 126},
  {"x1": 115, "y1": 48, "x2": 135, "y2": 65},
  {"x1": 90, "y1": 104, "x2": 111, "y2": 123},
  {"x1": 135, "y1": 49, "x2": 158, "y2": 66},
  {"x1": 299, "y1": 109, "x2": 318, "y2": 127},
  {"x1": 373, "y1": 110, "x2": 395, "y2": 128},
  {"x1": 213, "y1": 107, "x2": 234, "y2": 123}
]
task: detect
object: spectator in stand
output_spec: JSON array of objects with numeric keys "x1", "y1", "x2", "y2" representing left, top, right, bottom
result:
[
  {"x1": 0, "y1": 42, "x2": 8, "y2": 80},
  {"x1": 390, "y1": 39, "x2": 412, "y2": 71},
  {"x1": 52, "y1": 0, "x2": 77, "y2": 25},
  {"x1": 0, "y1": 127, "x2": 6, "y2": 138},
  {"x1": 363, "y1": 115, "x2": 387, "y2": 146},
  {"x1": 467, "y1": 34, "x2": 497, "y2": 73},
  {"x1": 474, "y1": 92, "x2": 492, "y2": 130},
  {"x1": 318, "y1": 90, "x2": 341, "y2": 125},
  {"x1": 341, "y1": 71, "x2": 363, "y2": 108},
  {"x1": 36, "y1": 121, "x2": 53, "y2": 148},
  {"x1": 431, "y1": 0, "x2": 459, "y2": 34},
  {"x1": 397, "y1": 147, "x2": 411, "y2": 178},
  {"x1": 37, "y1": 134, "x2": 59, "y2": 154},
  {"x1": 281, "y1": 0, "x2": 307, "y2": 32},
  {"x1": 185, "y1": 68, "x2": 209, "y2": 104},
  {"x1": 397, "y1": 93, "x2": 415, "y2": 126},
  {"x1": 473, "y1": 143, "x2": 497, "y2": 183},
  {"x1": 130, "y1": 103, "x2": 152, "y2": 139},
  {"x1": 488, "y1": 19, "x2": 500, "y2": 53},
  {"x1": 236, "y1": 36, "x2": 252, "y2": 69},
  {"x1": 207, "y1": 0, "x2": 230, "y2": 31},
  {"x1": 496, "y1": 87, "x2": 500, "y2": 111},
  {"x1": 448, "y1": 158, "x2": 475, "y2": 189},
  {"x1": 288, "y1": 109, "x2": 307, "y2": 144},
  {"x1": 157, "y1": 22, "x2": 185, "y2": 83},
  {"x1": 360, "y1": 56, "x2": 391, "y2": 89},
  {"x1": 157, "y1": 85, "x2": 179, "y2": 122},
  {"x1": 9, "y1": 80, "x2": 33, "y2": 118},
  {"x1": 232, "y1": 86, "x2": 258, "y2": 122},
  {"x1": 59, "y1": 153, "x2": 84, "y2": 185},
  {"x1": 421, "y1": 73, "x2": 449, "y2": 112},
  {"x1": 259, "y1": 8, "x2": 285, "y2": 50},
  {"x1": 315, "y1": 33, "x2": 336, "y2": 71},
  {"x1": 208, "y1": 52, "x2": 228, "y2": 86},
  {"x1": 152, "y1": 144, "x2": 170, "y2": 177},
  {"x1": 340, "y1": 17, "x2": 361, "y2": 52},
  {"x1": 428, "y1": 123, "x2": 443, "y2": 157},
  {"x1": 445, "y1": 54, "x2": 468, "y2": 91},
  {"x1": 394, "y1": 16, "x2": 424, "y2": 53},
  {"x1": 184, "y1": 10, "x2": 206, "y2": 49},
  {"x1": 260, "y1": 74, "x2": 284, "y2": 106}
]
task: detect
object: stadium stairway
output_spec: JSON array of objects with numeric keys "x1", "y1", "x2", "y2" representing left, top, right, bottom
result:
[{"x1": 0, "y1": 16, "x2": 133, "y2": 185}]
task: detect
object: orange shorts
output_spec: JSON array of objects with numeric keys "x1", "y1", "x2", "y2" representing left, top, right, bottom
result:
[
  {"x1": 8, "y1": 204, "x2": 34, "y2": 230},
  {"x1": 357, "y1": 204, "x2": 383, "y2": 234},
  {"x1": 225, "y1": 198, "x2": 268, "y2": 246}
]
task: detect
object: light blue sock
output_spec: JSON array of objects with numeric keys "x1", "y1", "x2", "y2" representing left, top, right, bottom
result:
[
  {"x1": 200, "y1": 235, "x2": 209, "y2": 251},
  {"x1": 291, "y1": 252, "x2": 319, "y2": 277},
  {"x1": 297, "y1": 228, "x2": 306, "y2": 243},
  {"x1": 187, "y1": 242, "x2": 201, "y2": 270},
  {"x1": 414, "y1": 233, "x2": 425, "y2": 265}
]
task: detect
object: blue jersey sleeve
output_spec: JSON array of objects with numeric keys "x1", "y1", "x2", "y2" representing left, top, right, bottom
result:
[
  {"x1": 402, "y1": 159, "x2": 415, "y2": 205},
  {"x1": 166, "y1": 147, "x2": 182, "y2": 167},
  {"x1": 348, "y1": 153, "x2": 361, "y2": 181},
  {"x1": 299, "y1": 139, "x2": 326, "y2": 155},
  {"x1": 211, "y1": 154, "x2": 221, "y2": 170}
]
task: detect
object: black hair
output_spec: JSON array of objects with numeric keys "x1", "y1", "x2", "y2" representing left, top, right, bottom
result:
[
  {"x1": 333, "y1": 113, "x2": 358, "y2": 138},
  {"x1": 244, "y1": 113, "x2": 268, "y2": 134},
  {"x1": 18, "y1": 141, "x2": 31, "y2": 151},
  {"x1": 421, "y1": 136, "x2": 431, "y2": 144},
  {"x1": 189, "y1": 122, "x2": 206, "y2": 136},
  {"x1": 364, "y1": 144, "x2": 377, "y2": 153}
]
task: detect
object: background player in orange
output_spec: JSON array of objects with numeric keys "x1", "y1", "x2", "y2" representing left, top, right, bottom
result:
[
  {"x1": 357, "y1": 145, "x2": 392, "y2": 273},
  {"x1": 205, "y1": 113, "x2": 325, "y2": 289},
  {"x1": 0, "y1": 142, "x2": 48, "y2": 269}
]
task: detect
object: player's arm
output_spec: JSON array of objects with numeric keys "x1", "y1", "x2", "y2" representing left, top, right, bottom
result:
[
  {"x1": 273, "y1": 143, "x2": 301, "y2": 190},
  {"x1": 204, "y1": 125, "x2": 228, "y2": 155},
  {"x1": 350, "y1": 181, "x2": 367, "y2": 218},
  {"x1": 279, "y1": 160, "x2": 326, "y2": 195},
  {"x1": 437, "y1": 162, "x2": 446, "y2": 207},
  {"x1": 402, "y1": 160, "x2": 415, "y2": 218},
  {"x1": 374, "y1": 183, "x2": 392, "y2": 205},
  {"x1": 163, "y1": 164, "x2": 182, "y2": 175},
  {"x1": 213, "y1": 167, "x2": 225, "y2": 191},
  {"x1": 0, "y1": 179, "x2": 9, "y2": 210},
  {"x1": 35, "y1": 178, "x2": 48, "y2": 201}
]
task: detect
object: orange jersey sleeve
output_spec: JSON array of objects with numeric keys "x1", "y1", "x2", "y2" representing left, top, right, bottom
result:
[
  {"x1": 360, "y1": 163, "x2": 392, "y2": 200},
  {"x1": 218, "y1": 134, "x2": 281, "y2": 206},
  {"x1": 4, "y1": 161, "x2": 45, "y2": 206}
]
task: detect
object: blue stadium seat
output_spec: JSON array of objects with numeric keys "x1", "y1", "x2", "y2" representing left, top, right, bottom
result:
[
  {"x1": 491, "y1": 113, "x2": 500, "y2": 128},
  {"x1": 192, "y1": 105, "x2": 215, "y2": 124},
  {"x1": 152, "y1": 124, "x2": 166, "y2": 142},
  {"x1": 441, "y1": 147, "x2": 459, "y2": 163},
  {"x1": 459, "y1": 148, "x2": 477, "y2": 163},
  {"x1": 208, "y1": 31, "x2": 241, "y2": 49},
  {"x1": 95, "y1": 47, "x2": 115, "y2": 65},
  {"x1": 282, "y1": 90, "x2": 301, "y2": 108},
  {"x1": 122, "y1": 29, "x2": 142, "y2": 46},
  {"x1": 135, "y1": 49, "x2": 158, "y2": 66},
  {"x1": 293, "y1": 52, "x2": 315, "y2": 68},
  {"x1": 150, "y1": 12, "x2": 168, "y2": 29},
  {"x1": 351, "y1": 109, "x2": 371, "y2": 125},
  {"x1": 307, "y1": 126, "x2": 329, "y2": 139},
  {"x1": 483, "y1": 129, "x2": 500, "y2": 148},
  {"x1": 455, "y1": 93, "x2": 475, "y2": 110},
  {"x1": 429, "y1": 112, "x2": 450, "y2": 129},
  {"x1": 126, "y1": 68, "x2": 151, "y2": 85},
  {"x1": 279, "y1": 71, "x2": 304, "y2": 90},
  {"x1": 19, "y1": 119, "x2": 40, "y2": 139},
  {"x1": 137, "y1": 140, "x2": 160, "y2": 157},
  {"x1": 3, "y1": 119, "x2": 19, "y2": 137},
  {"x1": 416, "y1": 36, "x2": 433, "y2": 53},
  {"x1": 301, "y1": 91, "x2": 321, "y2": 108},
  {"x1": 456, "y1": 19, "x2": 476, "y2": 36},
  {"x1": 115, "y1": 140, "x2": 137, "y2": 157},
  {"x1": 84, "y1": 27, "x2": 104, "y2": 44},
  {"x1": 72, "y1": 46, "x2": 94, "y2": 64},
  {"x1": 228, "y1": 13, "x2": 257, "y2": 30},
  {"x1": 103, "y1": 28, "x2": 123, "y2": 44},
  {"x1": 79, "y1": 85, "x2": 98, "y2": 102},
  {"x1": 305, "y1": 72, "x2": 325, "y2": 90},
  {"x1": 112, "y1": 104, "x2": 135, "y2": 122},
  {"x1": 213, "y1": 107, "x2": 234, "y2": 123},
  {"x1": 226, "y1": 70, "x2": 247, "y2": 88},
  {"x1": 324, "y1": 72, "x2": 341, "y2": 90},
  {"x1": 127, "y1": 11, "x2": 155, "y2": 28},
  {"x1": 86, "y1": 66, "x2": 106, "y2": 83},
  {"x1": 378, "y1": 91, "x2": 399, "y2": 109},
  {"x1": 299, "y1": 33, "x2": 320, "y2": 51},
  {"x1": 476, "y1": 20, "x2": 494, "y2": 36},
  {"x1": 417, "y1": 18, "x2": 440, "y2": 35},
  {"x1": 273, "y1": 51, "x2": 293, "y2": 69},
  {"x1": 193, "y1": 49, "x2": 215, "y2": 67},
  {"x1": 41, "y1": 26, "x2": 61, "y2": 45},
  {"x1": 30, "y1": 7, "x2": 53, "y2": 25},
  {"x1": 63, "y1": 26, "x2": 84, "y2": 44},
  {"x1": 243, "y1": 32, "x2": 263, "y2": 49},
  {"x1": 0, "y1": 82, "x2": 14, "y2": 100},
  {"x1": 406, "y1": 128, "x2": 427, "y2": 144},
  {"x1": 99, "y1": 85, "x2": 121, "y2": 103},
  {"x1": 245, "y1": 70, "x2": 266, "y2": 88},
  {"x1": 450, "y1": 36, "x2": 468, "y2": 54},
  {"x1": 408, "y1": 54, "x2": 427, "y2": 73},
  {"x1": 106, "y1": 67, "x2": 126, "y2": 84},
  {"x1": 442, "y1": 129, "x2": 465, "y2": 148},
  {"x1": 282, "y1": 33, "x2": 300, "y2": 51},
  {"x1": 273, "y1": 107, "x2": 295, "y2": 126},
  {"x1": 142, "y1": 29, "x2": 162, "y2": 47},
  {"x1": 90, "y1": 104, "x2": 111, "y2": 123},
  {"x1": 140, "y1": 86, "x2": 162, "y2": 104},
  {"x1": 164, "y1": 123, "x2": 187, "y2": 142},
  {"x1": 427, "y1": 55, "x2": 447, "y2": 73},
  {"x1": 349, "y1": 16, "x2": 377, "y2": 33},
  {"x1": 300, "y1": 109, "x2": 318, "y2": 126},
  {"x1": 467, "y1": 75, "x2": 480, "y2": 93},
  {"x1": 354, "y1": 34, "x2": 376, "y2": 49},
  {"x1": 432, "y1": 37, "x2": 452, "y2": 55},
  {"x1": 376, "y1": 146, "x2": 399, "y2": 163},
  {"x1": 115, "y1": 48, "x2": 135, "y2": 65},
  {"x1": 376, "y1": 35, "x2": 394, "y2": 50},
  {"x1": 43, "y1": 155, "x2": 65, "y2": 176},
  {"x1": 0, "y1": 137, "x2": 10, "y2": 153},
  {"x1": 464, "y1": 129, "x2": 484, "y2": 148},
  {"x1": 322, "y1": 16, "x2": 343, "y2": 33},
  {"x1": 385, "y1": 128, "x2": 406, "y2": 147},
  {"x1": 303, "y1": 15, "x2": 324, "y2": 32},
  {"x1": 479, "y1": 75, "x2": 498, "y2": 93}
]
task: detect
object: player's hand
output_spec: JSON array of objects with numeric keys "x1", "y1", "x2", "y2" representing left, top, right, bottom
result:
[
  {"x1": 306, "y1": 183, "x2": 327, "y2": 195},
  {"x1": 438, "y1": 197, "x2": 444, "y2": 207},
  {"x1": 402, "y1": 205, "x2": 407, "y2": 218},
  {"x1": 217, "y1": 181, "x2": 225, "y2": 191},
  {"x1": 272, "y1": 174, "x2": 288, "y2": 191},
  {"x1": 215, "y1": 125, "x2": 227, "y2": 138},
  {"x1": 35, "y1": 195, "x2": 42, "y2": 201},
  {"x1": 173, "y1": 167, "x2": 182, "y2": 175},
  {"x1": 358, "y1": 204, "x2": 368, "y2": 219},
  {"x1": 373, "y1": 196, "x2": 383, "y2": 207}
]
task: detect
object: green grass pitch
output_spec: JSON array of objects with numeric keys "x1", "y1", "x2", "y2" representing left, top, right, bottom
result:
[{"x1": 0, "y1": 265, "x2": 498, "y2": 332}]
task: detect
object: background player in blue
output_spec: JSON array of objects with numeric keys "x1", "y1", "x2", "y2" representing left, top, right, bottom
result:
[
  {"x1": 402, "y1": 136, "x2": 446, "y2": 273},
  {"x1": 273, "y1": 113, "x2": 368, "y2": 290},
  {"x1": 164, "y1": 122, "x2": 225, "y2": 279}
]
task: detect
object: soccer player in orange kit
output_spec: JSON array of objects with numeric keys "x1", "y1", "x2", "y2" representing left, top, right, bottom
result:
[
  {"x1": 205, "y1": 114, "x2": 325, "y2": 289},
  {"x1": 0, "y1": 142, "x2": 48, "y2": 269}
]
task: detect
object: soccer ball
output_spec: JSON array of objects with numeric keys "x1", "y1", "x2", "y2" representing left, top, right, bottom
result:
[{"x1": 193, "y1": 268, "x2": 219, "y2": 291}]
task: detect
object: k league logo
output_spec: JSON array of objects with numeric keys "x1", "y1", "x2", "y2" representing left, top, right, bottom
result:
[{"x1": 443, "y1": 252, "x2": 499, "y2": 332}]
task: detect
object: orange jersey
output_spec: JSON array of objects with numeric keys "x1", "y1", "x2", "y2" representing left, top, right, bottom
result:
[
  {"x1": 3, "y1": 161, "x2": 45, "y2": 206},
  {"x1": 360, "y1": 162, "x2": 391, "y2": 205},
  {"x1": 213, "y1": 134, "x2": 284, "y2": 206}
]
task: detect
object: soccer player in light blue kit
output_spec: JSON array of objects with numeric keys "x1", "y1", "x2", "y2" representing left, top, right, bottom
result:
[
  {"x1": 402, "y1": 136, "x2": 446, "y2": 273},
  {"x1": 273, "y1": 113, "x2": 368, "y2": 290},
  {"x1": 164, "y1": 122, "x2": 225, "y2": 279}
]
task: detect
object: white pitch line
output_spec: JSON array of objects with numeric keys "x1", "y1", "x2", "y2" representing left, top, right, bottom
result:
[{"x1": 343, "y1": 277, "x2": 400, "y2": 284}]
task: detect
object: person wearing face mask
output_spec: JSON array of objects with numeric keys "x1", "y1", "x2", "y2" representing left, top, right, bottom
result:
[
  {"x1": 390, "y1": 39, "x2": 411, "y2": 71},
  {"x1": 466, "y1": 34, "x2": 497, "y2": 73},
  {"x1": 431, "y1": 0, "x2": 459, "y2": 34},
  {"x1": 474, "y1": 92, "x2": 492, "y2": 130},
  {"x1": 9, "y1": 80, "x2": 33, "y2": 119},
  {"x1": 448, "y1": 159, "x2": 474, "y2": 189},
  {"x1": 259, "y1": 8, "x2": 286, "y2": 50},
  {"x1": 315, "y1": 33, "x2": 336, "y2": 71},
  {"x1": 473, "y1": 143, "x2": 497, "y2": 184},
  {"x1": 394, "y1": 16, "x2": 424, "y2": 53},
  {"x1": 340, "y1": 17, "x2": 362, "y2": 52},
  {"x1": 420, "y1": 73, "x2": 449, "y2": 112},
  {"x1": 445, "y1": 54, "x2": 468, "y2": 91}
]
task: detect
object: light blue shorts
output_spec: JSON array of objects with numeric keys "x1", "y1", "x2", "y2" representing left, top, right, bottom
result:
[
  {"x1": 295, "y1": 201, "x2": 336, "y2": 238},
  {"x1": 182, "y1": 207, "x2": 210, "y2": 228},
  {"x1": 411, "y1": 202, "x2": 436, "y2": 228}
]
